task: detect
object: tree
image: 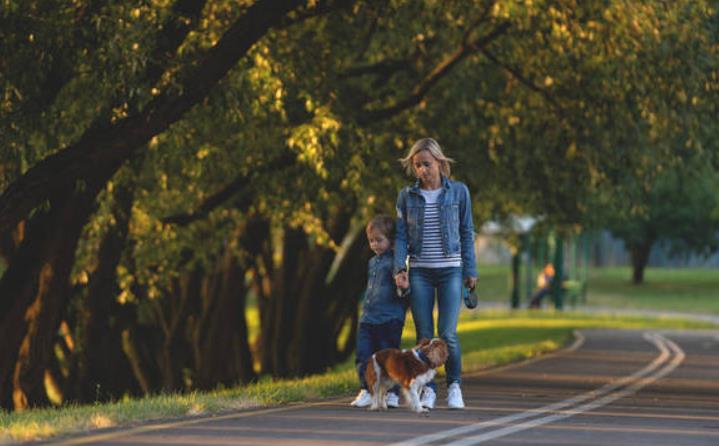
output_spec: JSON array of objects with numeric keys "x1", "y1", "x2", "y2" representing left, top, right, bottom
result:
[
  {"x1": 1, "y1": 0, "x2": 717, "y2": 411},
  {"x1": 604, "y1": 159, "x2": 719, "y2": 284},
  {"x1": 0, "y1": 0, "x2": 334, "y2": 410}
]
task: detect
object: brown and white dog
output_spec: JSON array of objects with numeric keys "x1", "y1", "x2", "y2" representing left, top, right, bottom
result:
[{"x1": 365, "y1": 338, "x2": 449, "y2": 413}]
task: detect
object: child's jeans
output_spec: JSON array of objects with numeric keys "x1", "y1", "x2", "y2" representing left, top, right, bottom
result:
[{"x1": 356, "y1": 319, "x2": 403, "y2": 394}]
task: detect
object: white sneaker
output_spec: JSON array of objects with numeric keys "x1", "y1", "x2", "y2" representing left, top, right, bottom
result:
[
  {"x1": 447, "y1": 383, "x2": 465, "y2": 409},
  {"x1": 386, "y1": 392, "x2": 400, "y2": 408},
  {"x1": 420, "y1": 386, "x2": 436, "y2": 409},
  {"x1": 350, "y1": 389, "x2": 372, "y2": 407}
]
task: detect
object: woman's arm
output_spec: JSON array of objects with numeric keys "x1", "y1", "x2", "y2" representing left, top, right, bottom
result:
[
  {"x1": 394, "y1": 188, "x2": 409, "y2": 276},
  {"x1": 458, "y1": 182, "x2": 477, "y2": 286}
]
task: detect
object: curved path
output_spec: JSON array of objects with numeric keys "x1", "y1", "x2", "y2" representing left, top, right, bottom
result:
[{"x1": 49, "y1": 329, "x2": 719, "y2": 446}]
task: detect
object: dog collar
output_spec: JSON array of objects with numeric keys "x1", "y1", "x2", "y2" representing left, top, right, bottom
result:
[{"x1": 412, "y1": 348, "x2": 431, "y2": 365}]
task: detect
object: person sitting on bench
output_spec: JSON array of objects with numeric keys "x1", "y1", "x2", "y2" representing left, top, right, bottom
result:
[{"x1": 529, "y1": 263, "x2": 555, "y2": 309}]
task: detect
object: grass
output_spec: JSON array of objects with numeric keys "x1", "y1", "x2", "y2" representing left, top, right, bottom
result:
[
  {"x1": 476, "y1": 264, "x2": 511, "y2": 302},
  {"x1": 475, "y1": 263, "x2": 553, "y2": 307},
  {"x1": 586, "y1": 267, "x2": 719, "y2": 314},
  {"x1": 1, "y1": 308, "x2": 714, "y2": 443},
  {"x1": 476, "y1": 264, "x2": 719, "y2": 314}
]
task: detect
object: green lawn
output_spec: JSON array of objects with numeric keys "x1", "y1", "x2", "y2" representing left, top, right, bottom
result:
[
  {"x1": 477, "y1": 264, "x2": 719, "y2": 314},
  {"x1": 1, "y1": 309, "x2": 713, "y2": 442},
  {"x1": 586, "y1": 267, "x2": 719, "y2": 314},
  {"x1": 476, "y1": 264, "x2": 511, "y2": 301}
]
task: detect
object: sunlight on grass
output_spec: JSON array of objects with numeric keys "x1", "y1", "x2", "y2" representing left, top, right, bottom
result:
[
  {"x1": 463, "y1": 340, "x2": 561, "y2": 371},
  {"x1": 1, "y1": 309, "x2": 714, "y2": 442}
]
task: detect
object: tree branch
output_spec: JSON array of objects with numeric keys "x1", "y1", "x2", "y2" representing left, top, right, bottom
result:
[
  {"x1": 278, "y1": 0, "x2": 354, "y2": 29},
  {"x1": 479, "y1": 48, "x2": 563, "y2": 113},
  {"x1": 357, "y1": 21, "x2": 511, "y2": 125},
  {"x1": 143, "y1": 0, "x2": 209, "y2": 88},
  {"x1": 462, "y1": 0, "x2": 497, "y2": 47},
  {"x1": 162, "y1": 152, "x2": 296, "y2": 225},
  {"x1": 0, "y1": 0, "x2": 307, "y2": 235},
  {"x1": 338, "y1": 58, "x2": 411, "y2": 80}
]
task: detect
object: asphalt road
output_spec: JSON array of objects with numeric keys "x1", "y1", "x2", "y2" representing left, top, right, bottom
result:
[{"x1": 48, "y1": 329, "x2": 719, "y2": 446}]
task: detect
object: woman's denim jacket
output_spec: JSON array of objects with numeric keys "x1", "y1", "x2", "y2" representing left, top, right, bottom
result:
[
  {"x1": 361, "y1": 250, "x2": 407, "y2": 325},
  {"x1": 394, "y1": 176, "x2": 477, "y2": 280}
]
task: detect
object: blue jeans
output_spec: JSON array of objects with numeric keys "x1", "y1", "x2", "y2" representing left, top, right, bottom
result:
[
  {"x1": 409, "y1": 267, "x2": 463, "y2": 390},
  {"x1": 356, "y1": 319, "x2": 403, "y2": 394}
]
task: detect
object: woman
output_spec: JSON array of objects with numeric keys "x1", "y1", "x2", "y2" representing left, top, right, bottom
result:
[{"x1": 394, "y1": 137, "x2": 477, "y2": 410}]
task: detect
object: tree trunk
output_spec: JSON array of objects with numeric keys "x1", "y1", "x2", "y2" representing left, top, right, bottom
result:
[
  {"x1": 0, "y1": 178, "x2": 103, "y2": 410},
  {"x1": 260, "y1": 203, "x2": 370, "y2": 377},
  {"x1": 70, "y1": 182, "x2": 139, "y2": 403},
  {"x1": 323, "y1": 227, "x2": 368, "y2": 364},
  {"x1": 510, "y1": 250, "x2": 521, "y2": 309},
  {"x1": 287, "y1": 234, "x2": 337, "y2": 375},
  {"x1": 629, "y1": 240, "x2": 653, "y2": 285},
  {"x1": 154, "y1": 270, "x2": 200, "y2": 392},
  {"x1": 121, "y1": 328, "x2": 153, "y2": 395},
  {"x1": 191, "y1": 249, "x2": 256, "y2": 389},
  {"x1": 261, "y1": 227, "x2": 305, "y2": 377},
  {"x1": 119, "y1": 256, "x2": 165, "y2": 394},
  {"x1": 550, "y1": 236, "x2": 564, "y2": 310},
  {"x1": 0, "y1": 221, "x2": 24, "y2": 263},
  {"x1": 289, "y1": 225, "x2": 368, "y2": 374}
]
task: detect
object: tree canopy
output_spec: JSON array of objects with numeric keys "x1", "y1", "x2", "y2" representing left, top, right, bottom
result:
[{"x1": 0, "y1": 0, "x2": 717, "y2": 410}]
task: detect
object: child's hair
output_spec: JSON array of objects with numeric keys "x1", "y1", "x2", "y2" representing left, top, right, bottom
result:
[{"x1": 366, "y1": 214, "x2": 395, "y2": 241}]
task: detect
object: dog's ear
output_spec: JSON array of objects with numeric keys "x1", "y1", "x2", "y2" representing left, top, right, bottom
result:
[
  {"x1": 416, "y1": 338, "x2": 431, "y2": 348},
  {"x1": 427, "y1": 340, "x2": 449, "y2": 368},
  {"x1": 433, "y1": 338, "x2": 448, "y2": 348}
]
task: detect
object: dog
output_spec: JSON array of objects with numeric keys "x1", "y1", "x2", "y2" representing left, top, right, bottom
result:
[{"x1": 365, "y1": 338, "x2": 449, "y2": 413}]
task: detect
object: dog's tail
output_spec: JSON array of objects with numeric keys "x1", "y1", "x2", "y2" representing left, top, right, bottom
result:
[{"x1": 365, "y1": 354, "x2": 380, "y2": 395}]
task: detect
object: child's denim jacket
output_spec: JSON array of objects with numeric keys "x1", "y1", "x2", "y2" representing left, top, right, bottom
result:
[
  {"x1": 360, "y1": 250, "x2": 407, "y2": 325},
  {"x1": 394, "y1": 175, "x2": 477, "y2": 280}
]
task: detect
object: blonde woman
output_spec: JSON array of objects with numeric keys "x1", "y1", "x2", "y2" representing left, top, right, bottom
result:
[{"x1": 393, "y1": 138, "x2": 477, "y2": 409}]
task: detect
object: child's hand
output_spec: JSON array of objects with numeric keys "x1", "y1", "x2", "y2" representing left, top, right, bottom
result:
[
  {"x1": 395, "y1": 272, "x2": 410, "y2": 298},
  {"x1": 395, "y1": 272, "x2": 409, "y2": 290}
]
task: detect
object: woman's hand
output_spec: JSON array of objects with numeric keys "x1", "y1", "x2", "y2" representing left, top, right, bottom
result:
[
  {"x1": 464, "y1": 276, "x2": 477, "y2": 290},
  {"x1": 395, "y1": 271, "x2": 409, "y2": 289}
]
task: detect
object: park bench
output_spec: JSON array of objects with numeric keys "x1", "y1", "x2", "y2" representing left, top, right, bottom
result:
[{"x1": 562, "y1": 279, "x2": 587, "y2": 307}]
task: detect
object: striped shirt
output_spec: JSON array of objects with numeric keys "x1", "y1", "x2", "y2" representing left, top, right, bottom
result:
[{"x1": 410, "y1": 188, "x2": 462, "y2": 269}]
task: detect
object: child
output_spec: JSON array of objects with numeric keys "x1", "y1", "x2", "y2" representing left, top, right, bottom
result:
[{"x1": 350, "y1": 215, "x2": 409, "y2": 408}]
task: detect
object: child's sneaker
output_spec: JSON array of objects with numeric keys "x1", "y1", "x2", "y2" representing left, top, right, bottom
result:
[
  {"x1": 350, "y1": 389, "x2": 372, "y2": 407},
  {"x1": 420, "y1": 386, "x2": 436, "y2": 409},
  {"x1": 447, "y1": 383, "x2": 465, "y2": 409},
  {"x1": 385, "y1": 392, "x2": 400, "y2": 408}
]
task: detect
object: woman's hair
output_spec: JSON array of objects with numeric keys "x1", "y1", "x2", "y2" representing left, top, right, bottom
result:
[
  {"x1": 366, "y1": 214, "x2": 395, "y2": 241},
  {"x1": 400, "y1": 137, "x2": 454, "y2": 177}
]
